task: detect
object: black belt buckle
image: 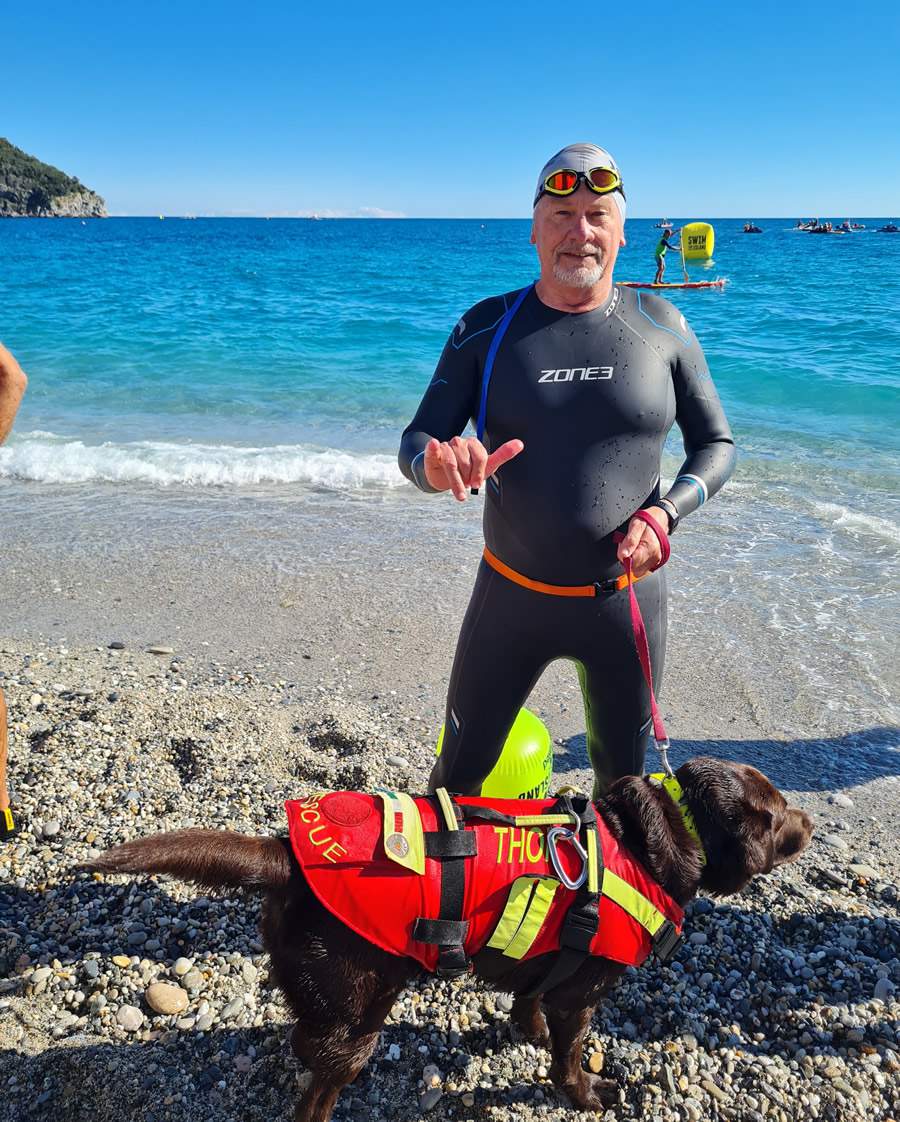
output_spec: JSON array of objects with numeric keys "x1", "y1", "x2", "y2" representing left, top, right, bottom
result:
[
  {"x1": 435, "y1": 945, "x2": 471, "y2": 977},
  {"x1": 560, "y1": 907, "x2": 598, "y2": 954},
  {"x1": 652, "y1": 920, "x2": 683, "y2": 963}
]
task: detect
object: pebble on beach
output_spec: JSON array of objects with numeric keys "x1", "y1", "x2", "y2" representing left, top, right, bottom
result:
[{"x1": 145, "y1": 982, "x2": 189, "y2": 1016}]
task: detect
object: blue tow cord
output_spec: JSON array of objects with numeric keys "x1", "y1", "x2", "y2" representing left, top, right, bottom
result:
[{"x1": 475, "y1": 283, "x2": 534, "y2": 443}]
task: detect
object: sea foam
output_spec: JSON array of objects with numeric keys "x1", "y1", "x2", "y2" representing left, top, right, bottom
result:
[
  {"x1": 0, "y1": 432, "x2": 405, "y2": 489},
  {"x1": 813, "y1": 501, "x2": 900, "y2": 547}
]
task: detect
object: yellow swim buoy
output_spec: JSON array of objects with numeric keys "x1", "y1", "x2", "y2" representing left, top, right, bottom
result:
[
  {"x1": 436, "y1": 707, "x2": 553, "y2": 799},
  {"x1": 681, "y1": 221, "x2": 715, "y2": 260}
]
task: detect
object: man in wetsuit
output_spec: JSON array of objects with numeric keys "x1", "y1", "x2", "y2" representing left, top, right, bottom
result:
[
  {"x1": 0, "y1": 342, "x2": 28, "y2": 840},
  {"x1": 653, "y1": 227, "x2": 680, "y2": 284},
  {"x1": 399, "y1": 143, "x2": 735, "y2": 798}
]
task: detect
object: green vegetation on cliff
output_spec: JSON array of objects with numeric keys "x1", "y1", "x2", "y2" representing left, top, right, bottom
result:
[{"x1": 0, "y1": 138, "x2": 107, "y2": 217}]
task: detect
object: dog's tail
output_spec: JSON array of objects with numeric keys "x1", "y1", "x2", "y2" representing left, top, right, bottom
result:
[{"x1": 83, "y1": 829, "x2": 292, "y2": 891}]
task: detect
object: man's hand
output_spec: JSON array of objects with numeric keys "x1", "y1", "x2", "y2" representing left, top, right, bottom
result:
[
  {"x1": 424, "y1": 436, "x2": 524, "y2": 501},
  {"x1": 616, "y1": 505, "x2": 671, "y2": 579}
]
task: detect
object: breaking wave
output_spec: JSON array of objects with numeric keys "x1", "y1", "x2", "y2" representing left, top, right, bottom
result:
[{"x1": 0, "y1": 432, "x2": 405, "y2": 490}]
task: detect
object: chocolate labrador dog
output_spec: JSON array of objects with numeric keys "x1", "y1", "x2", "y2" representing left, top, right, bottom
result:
[{"x1": 85, "y1": 757, "x2": 812, "y2": 1121}]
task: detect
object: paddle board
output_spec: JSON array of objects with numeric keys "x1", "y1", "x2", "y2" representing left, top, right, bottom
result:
[{"x1": 619, "y1": 280, "x2": 727, "y2": 290}]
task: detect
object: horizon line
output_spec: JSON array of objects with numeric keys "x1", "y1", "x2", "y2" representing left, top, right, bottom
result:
[{"x1": 94, "y1": 213, "x2": 897, "y2": 221}]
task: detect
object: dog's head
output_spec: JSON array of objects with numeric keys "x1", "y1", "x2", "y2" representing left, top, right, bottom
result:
[{"x1": 676, "y1": 756, "x2": 813, "y2": 896}]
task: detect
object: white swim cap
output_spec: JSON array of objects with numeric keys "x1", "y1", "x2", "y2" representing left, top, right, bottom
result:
[{"x1": 534, "y1": 143, "x2": 626, "y2": 222}]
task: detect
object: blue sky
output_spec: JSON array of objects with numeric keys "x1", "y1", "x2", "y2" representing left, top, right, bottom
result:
[{"x1": 4, "y1": 0, "x2": 898, "y2": 217}]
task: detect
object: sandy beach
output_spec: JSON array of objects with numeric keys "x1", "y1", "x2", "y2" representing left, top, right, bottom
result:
[{"x1": 1, "y1": 490, "x2": 898, "y2": 1122}]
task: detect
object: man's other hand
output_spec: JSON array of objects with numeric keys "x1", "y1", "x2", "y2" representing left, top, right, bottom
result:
[{"x1": 617, "y1": 506, "x2": 671, "y2": 578}]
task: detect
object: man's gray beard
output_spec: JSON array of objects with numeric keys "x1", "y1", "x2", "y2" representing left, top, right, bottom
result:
[{"x1": 553, "y1": 256, "x2": 605, "y2": 287}]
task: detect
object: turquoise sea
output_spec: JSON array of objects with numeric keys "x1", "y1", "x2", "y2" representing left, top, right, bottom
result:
[{"x1": 1, "y1": 217, "x2": 899, "y2": 722}]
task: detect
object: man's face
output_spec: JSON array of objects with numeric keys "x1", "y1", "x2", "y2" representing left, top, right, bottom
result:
[{"x1": 531, "y1": 186, "x2": 625, "y2": 289}]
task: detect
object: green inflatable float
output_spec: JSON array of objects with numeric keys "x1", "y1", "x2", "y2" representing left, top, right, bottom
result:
[{"x1": 436, "y1": 707, "x2": 553, "y2": 800}]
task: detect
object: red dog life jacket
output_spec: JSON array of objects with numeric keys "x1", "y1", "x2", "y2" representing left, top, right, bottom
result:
[{"x1": 285, "y1": 790, "x2": 683, "y2": 973}]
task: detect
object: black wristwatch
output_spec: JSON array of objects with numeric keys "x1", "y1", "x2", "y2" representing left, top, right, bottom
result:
[{"x1": 656, "y1": 497, "x2": 680, "y2": 534}]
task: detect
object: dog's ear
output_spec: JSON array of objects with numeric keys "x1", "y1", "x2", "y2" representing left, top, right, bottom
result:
[
  {"x1": 772, "y1": 807, "x2": 814, "y2": 866},
  {"x1": 706, "y1": 804, "x2": 776, "y2": 894}
]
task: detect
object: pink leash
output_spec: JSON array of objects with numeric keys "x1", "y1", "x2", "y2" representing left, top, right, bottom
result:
[{"x1": 616, "y1": 509, "x2": 674, "y2": 776}]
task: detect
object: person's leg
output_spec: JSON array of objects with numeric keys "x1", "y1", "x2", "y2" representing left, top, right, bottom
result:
[
  {"x1": 429, "y1": 562, "x2": 555, "y2": 795},
  {"x1": 654, "y1": 256, "x2": 664, "y2": 284},
  {"x1": 0, "y1": 688, "x2": 15, "y2": 840},
  {"x1": 573, "y1": 568, "x2": 668, "y2": 798}
]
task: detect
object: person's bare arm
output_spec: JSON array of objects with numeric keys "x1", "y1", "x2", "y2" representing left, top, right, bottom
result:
[{"x1": 0, "y1": 343, "x2": 27, "y2": 444}]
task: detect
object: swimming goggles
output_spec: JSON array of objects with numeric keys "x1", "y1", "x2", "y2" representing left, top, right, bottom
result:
[{"x1": 535, "y1": 166, "x2": 625, "y2": 204}]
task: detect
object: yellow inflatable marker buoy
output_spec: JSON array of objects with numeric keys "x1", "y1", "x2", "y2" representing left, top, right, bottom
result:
[
  {"x1": 436, "y1": 707, "x2": 553, "y2": 799},
  {"x1": 681, "y1": 222, "x2": 715, "y2": 261}
]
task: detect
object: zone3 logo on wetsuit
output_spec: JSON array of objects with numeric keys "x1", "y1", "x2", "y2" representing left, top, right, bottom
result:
[{"x1": 538, "y1": 365, "x2": 614, "y2": 383}]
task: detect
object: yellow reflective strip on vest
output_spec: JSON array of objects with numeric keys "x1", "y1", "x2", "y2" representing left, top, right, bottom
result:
[
  {"x1": 503, "y1": 878, "x2": 560, "y2": 959},
  {"x1": 486, "y1": 876, "x2": 536, "y2": 952},
  {"x1": 586, "y1": 827, "x2": 600, "y2": 894},
  {"x1": 512, "y1": 814, "x2": 575, "y2": 827},
  {"x1": 435, "y1": 787, "x2": 459, "y2": 832},
  {"x1": 487, "y1": 876, "x2": 561, "y2": 959},
  {"x1": 375, "y1": 788, "x2": 426, "y2": 875},
  {"x1": 601, "y1": 869, "x2": 666, "y2": 935}
]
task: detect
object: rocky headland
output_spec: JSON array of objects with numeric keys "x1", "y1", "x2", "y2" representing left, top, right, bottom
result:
[{"x1": 0, "y1": 137, "x2": 106, "y2": 218}]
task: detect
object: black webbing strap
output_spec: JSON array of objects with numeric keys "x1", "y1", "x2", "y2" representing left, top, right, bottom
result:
[
  {"x1": 412, "y1": 917, "x2": 468, "y2": 944},
  {"x1": 523, "y1": 794, "x2": 603, "y2": 998},
  {"x1": 412, "y1": 793, "x2": 474, "y2": 977},
  {"x1": 424, "y1": 831, "x2": 477, "y2": 858},
  {"x1": 457, "y1": 804, "x2": 520, "y2": 827}
]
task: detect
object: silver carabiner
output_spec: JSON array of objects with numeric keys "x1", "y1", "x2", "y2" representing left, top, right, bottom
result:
[
  {"x1": 547, "y1": 826, "x2": 588, "y2": 890},
  {"x1": 656, "y1": 737, "x2": 675, "y2": 778}
]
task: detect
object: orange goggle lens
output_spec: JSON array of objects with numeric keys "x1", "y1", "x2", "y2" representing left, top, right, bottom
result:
[
  {"x1": 543, "y1": 167, "x2": 622, "y2": 197},
  {"x1": 545, "y1": 170, "x2": 579, "y2": 192}
]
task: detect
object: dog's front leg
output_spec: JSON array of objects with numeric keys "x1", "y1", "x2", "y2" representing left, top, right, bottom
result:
[
  {"x1": 545, "y1": 1003, "x2": 617, "y2": 1112},
  {"x1": 294, "y1": 1076, "x2": 341, "y2": 1122},
  {"x1": 510, "y1": 992, "x2": 549, "y2": 1045}
]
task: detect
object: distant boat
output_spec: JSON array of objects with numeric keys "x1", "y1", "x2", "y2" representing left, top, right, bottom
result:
[
  {"x1": 743, "y1": 223, "x2": 763, "y2": 233},
  {"x1": 877, "y1": 222, "x2": 899, "y2": 233},
  {"x1": 654, "y1": 218, "x2": 673, "y2": 229}
]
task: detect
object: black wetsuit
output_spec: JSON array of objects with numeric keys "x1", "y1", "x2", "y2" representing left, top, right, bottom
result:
[{"x1": 399, "y1": 283, "x2": 735, "y2": 796}]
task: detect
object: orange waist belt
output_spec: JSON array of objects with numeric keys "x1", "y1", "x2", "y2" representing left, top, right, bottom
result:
[{"x1": 482, "y1": 546, "x2": 644, "y2": 597}]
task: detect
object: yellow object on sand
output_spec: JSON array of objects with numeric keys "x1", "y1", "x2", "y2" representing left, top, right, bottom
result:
[
  {"x1": 681, "y1": 222, "x2": 715, "y2": 260},
  {"x1": 436, "y1": 707, "x2": 553, "y2": 799}
]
